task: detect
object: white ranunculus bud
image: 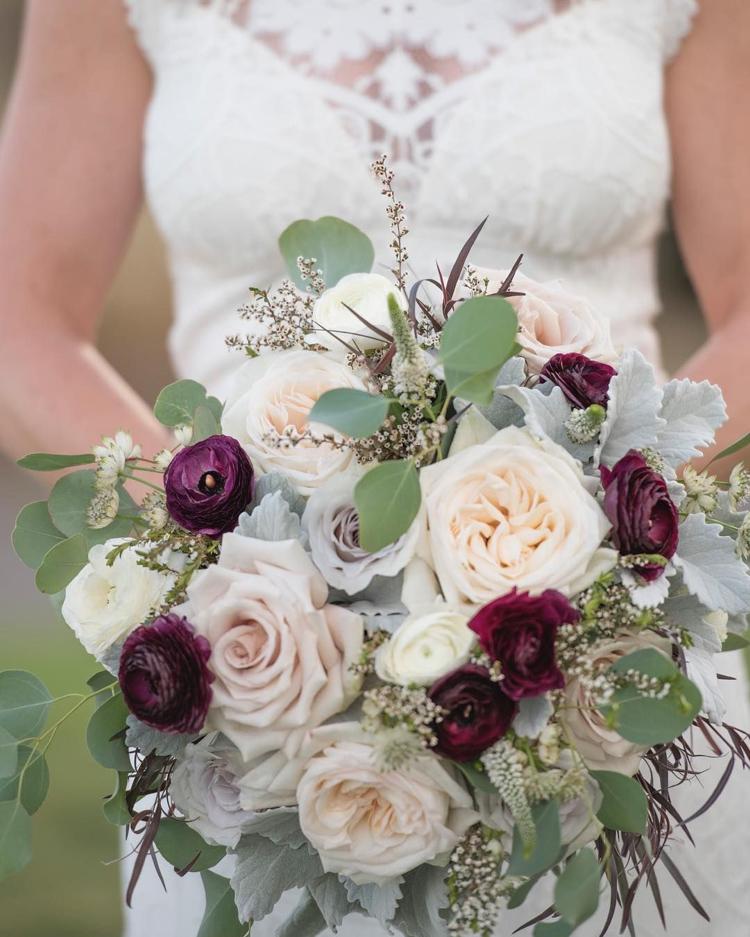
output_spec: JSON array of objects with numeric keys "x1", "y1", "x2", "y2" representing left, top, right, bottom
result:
[
  {"x1": 170, "y1": 732, "x2": 254, "y2": 848},
  {"x1": 302, "y1": 476, "x2": 418, "y2": 595},
  {"x1": 310, "y1": 273, "x2": 403, "y2": 352},
  {"x1": 375, "y1": 605, "x2": 475, "y2": 686},
  {"x1": 61, "y1": 538, "x2": 174, "y2": 659}
]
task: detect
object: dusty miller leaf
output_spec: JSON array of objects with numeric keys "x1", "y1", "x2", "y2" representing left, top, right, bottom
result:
[
  {"x1": 595, "y1": 350, "x2": 665, "y2": 467},
  {"x1": 499, "y1": 385, "x2": 593, "y2": 463},
  {"x1": 393, "y1": 864, "x2": 450, "y2": 937},
  {"x1": 125, "y1": 715, "x2": 197, "y2": 758},
  {"x1": 307, "y1": 874, "x2": 355, "y2": 930},
  {"x1": 342, "y1": 877, "x2": 403, "y2": 926},
  {"x1": 684, "y1": 646, "x2": 726, "y2": 724},
  {"x1": 250, "y1": 472, "x2": 307, "y2": 517},
  {"x1": 662, "y1": 592, "x2": 722, "y2": 653},
  {"x1": 236, "y1": 492, "x2": 307, "y2": 546},
  {"x1": 274, "y1": 888, "x2": 327, "y2": 937},
  {"x1": 241, "y1": 807, "x2": 311, "y2": 852},
  {"x1": 673, "y1": 514, "x2": 750, "y2": 615},
  {"x1": 655, "y1": 379, "x2": 727, "y2": 466},
  {"x1": 231, "y1": 834, "x2": 323, "y2": 923},
  {"x1": 513, "y1": 695, "x2": 553, "y2": 739}
]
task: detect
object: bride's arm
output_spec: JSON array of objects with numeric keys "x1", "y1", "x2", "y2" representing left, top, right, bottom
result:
[
  {"x1": 666, "y1": 0, "x2": 750, "y2": 463},
  {"x1": 0, "y1": 0, "x2": 170, "y2": 473}
]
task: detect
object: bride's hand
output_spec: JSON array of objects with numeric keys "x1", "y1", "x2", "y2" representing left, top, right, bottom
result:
[{"x1": 0, "y1": 0, "x2": 172, "y2": 483}]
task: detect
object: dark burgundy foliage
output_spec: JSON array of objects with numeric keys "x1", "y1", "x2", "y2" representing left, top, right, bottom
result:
[
  {"x1": 119, "y1": 614, "x2": 213, "y2": 735},
  {"x1": 600, "y1": 450, "x2": 679, "y2": 582},
  {"x1": 164, "y1": 434, "x2": 254, "y2": 537},
  {"x1": 428, "y1": 663, "x2": 517, "y2": 762},
  {"x1": 539, "y1": 352, "x2": 617, "y2": 410},
  {"x1": 469, "y1": 589, "x2": 577, "y2": 700}
]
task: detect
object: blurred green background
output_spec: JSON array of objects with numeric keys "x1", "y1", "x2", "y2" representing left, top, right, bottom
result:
[{"x1": 0, "y1": 2, "x2": 707, "y2": 936}]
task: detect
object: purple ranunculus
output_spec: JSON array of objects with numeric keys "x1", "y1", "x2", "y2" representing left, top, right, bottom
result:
[
  {"x1": 119, "y1": 614, "x2": 213, "y2": 734},
  {"x1": 164, "y1": 434, "x2": 254, "y2": 537},
  {"x1": 600, "y1": 450, "x2": 679, "y2": 582},
  {"x1": 468, "y1": 589, "x2": 577, "y2": 700},
  {"x1": 539, "y1": 353, "x2": 617, "y2": 410},
  {"x1": 428, "y1": 664, "x2": 517, "y2": 763}
]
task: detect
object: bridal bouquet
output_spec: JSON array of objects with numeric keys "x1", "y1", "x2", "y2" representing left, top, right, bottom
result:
[{"x1": 4, "y1": 158, "x2": 750, "y2": 937}]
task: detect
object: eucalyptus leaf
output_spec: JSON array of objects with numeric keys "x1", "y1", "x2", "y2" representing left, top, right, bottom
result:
[
  {"x1": 707, "y1": 431, "x2": 750, "y2": 466},
  {"x1": 723, "y1": 631, "x2": 750, "y2": 652},
  {"x1": 12, "y1": 501, "x2": 66, "y2": 570},
  {"x1": 0, "y1": 727, "x2": 18, "y2": 780},
  {"x1": 192, "y1": 404, "x2": 221, "y2": 443},
  {"x1": 534, "y1": 920, "x2": 574, "y2": 937},
  {"x1": 508, "y1": 800, "x2": 561, "y2": 877},
  {"x1": 102, "y1": 771, "x2": 131, "y2": 826},
  {"x1": 590, "y1": 771, "x2": 647, "y2": 834},
  {"x1": 0, "y1": 670, "x2": 51, "y2": 740},
  {"x1": 0, "y1": 747, "x2": 50, "y2": 815},
  {"x1": 155, "y1": 817, "x2": 225, "y2": 872},
  {"x1": 439, "y1": 296, "x2": 518, "y2": 404},
  {"x1": 86, "y1": 692, "x2": 131, "y2": 771},
  {"x1": 0, "y1": 801, "x2": 32, "y2": 880},
  {"x1": 17, "y1": 452, "x2": 95, "y2": 471},
  {"x1": 87, "y1": 670, "x2": 118, "y2": 707},
  {"x1": 354, "y1": 459, "x2": 421, "y2": 553},
  {"x1": 554, "y1": 848, "x2": 601, "y2": 926},
  {"x1": 35, "y1": 534, "x2": 90, "y2": 595},
  {"x1": 278, "y1": 216, "x2": 375, "y2": 289},
  {"x1": 47, "y1": 470, "x2": 137, "y2": 544},
  {"x1": 154, "y1": 379, "x2": 211, "y2": 428},
  {"x1": 198, "y1": 871, "x2": 250, "y2": 937},
  {"x1": 454, "y1": 760, "x2": 498, "y2": 795},
  {"x1": 309, "y1": 388, "x2": 390, "y2": 439}
]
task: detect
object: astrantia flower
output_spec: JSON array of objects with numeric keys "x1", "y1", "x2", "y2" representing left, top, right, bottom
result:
[
  {"x1": 164, "y1": 434, "x2": 254, "y2": 538},
  {"x1": 118, "y1": 613, "x2": 213, "y2": 734},
  {"x1": 469, "y1": 589, "x2": 577, "y2": 700},
  {"x1": 600, "y1": 450, "x2": 679, "y2": 581},
  {"x1": 428, "y1": 664, "x2": 517, "y2": 762},
  {"x1": 539, "y1": 353, "x2": 616, "y2": 410}
]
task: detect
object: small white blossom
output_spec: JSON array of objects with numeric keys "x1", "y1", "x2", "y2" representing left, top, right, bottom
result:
[
  {"x1": 728, "y1": 463, "x2": 750, "y2": 512},
  {"x1": 737, "y1": 514, "x2": 750, "y2": 561},
  {"x1": 174, "y1": 424, "x2": 193, "y2": 446},
  {"x1": 682, "y1": 465, "x2": 719, "y2": 515},
  {"x1": 154, "y1": 448, "x2": 174, "y2": 471}
]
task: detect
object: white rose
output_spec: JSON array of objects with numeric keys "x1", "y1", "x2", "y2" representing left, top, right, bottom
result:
[
  {"x1": 471, "y1": 268, "x2": 616, "y2": 373},
  {"x1": 419, "y1": 426, "x2": 616, "y2": 607},
  {"x1": 302, "y1": 476, "x2": 419, "y2": 595},
  {"x1": 171, "y1": 732, "x2": 255, "y2": 848},
  {"x1": 296, "y1": 723, "x2": 477, "y2": 885},
  {"x1": 183, "y1": 534, "x2": 363, "y2": 762},
  {"x1": 310, "y1": 273, "x2": 403, "y2": 353},
  {"x1": 222, "y1": 349, "x2": 367, "y2": 495},
  {"x1": 61, "y1": 538, "x2": 173, "y2": 659},
  {"x1": 560, "y1": 630, "x2": 671, "y2": 776},
  {"x1": 375, "y1": 605, "x2": 475, "y2": 685}
]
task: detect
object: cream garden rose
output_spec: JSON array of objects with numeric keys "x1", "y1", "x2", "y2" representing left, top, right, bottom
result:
[
  {"x1": 419, "y1": 426, "x2": 616, "y2": 607},
  {"x1": 221, "y1": 349, "x2": 367, "y2": 495},
  {"x1": 296, "y1": 724, "x2": 476, "y2": 885},
  {"x1": 471, "y1": 268, "x2": 616, "y2": 373},
  {"x1": 560, "y1": 630, "x2": 671, "y2": 776},
  {"x1": 61, "y1": 538, "x2": 173, "y2": 659},
  {"x1": 311, "y1": 273, "x2": 404, "y2": 352},
  {"x1": 375, "y1": 605, "x2": 475, "y2": 686},
  {"x1": 183, "y1": 534, "x2": 363, "y2": 762}
]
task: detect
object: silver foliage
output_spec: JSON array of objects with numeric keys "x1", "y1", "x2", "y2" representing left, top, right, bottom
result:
[
  {"x1": 655, "y1": 379, "x2": 727, "y2": 467},
  {"x1": 673, "y1": 514, "x2": 750, "y2": 616},
  {"x1": 307, "y1": 874, "x2": 354, "y2": 931},
  {"x1": 512, "y1": 695, "x2": 553, "y2": 739},
  {"x1": 393, "y1": 864, "x2": 450, "y2": 937},
  {"x1": 231, "y1": 834, "x2": 324, "y2": 923},
  {"x1": 236, "y1": 491, "x2": 307, "y2": 546},
  {"x1": 251, "y1": 471, "x2": 307, "y2": 517},
  {"x1": 342, "y1": 876, "x2": 403, "y2": 926},
  {"x1": 274, "y1": 889, "x2": 328, "y2": 937},
  {"x1": 662, "y1": 592, "x2": 722, "y2": 653},
  {"x1": 124, "y1": 714, "x2": 197, "y2": 757},
  {"x1": 241, "y1": 806, "x2": 312, "y2": 852},
  {"x1": 595, "y1": 349, "x2": 665, "y2": 467},
  {"x1": 498, "y1": 384, "x2": 593, "y2": 463}
]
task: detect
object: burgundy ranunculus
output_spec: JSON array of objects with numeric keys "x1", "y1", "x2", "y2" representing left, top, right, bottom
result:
[
  {"x1": 600, "y1": 450, "x2": 679, "y2": 582},
  {"x1": 469, "y1": 589, "x2": 577, "y2": 700},
  {"x1": 428, "y1": 664, "x2": 517, "y2": 762},
  {"x1": 118, "y1": 614, "x2": 213, "y2": 734},
  {"x1": 540, "y1": 353, "x2": 616, "y2": 410},
  {"x1": 164, "y1": 434, "x2": 254, "y2": 537}
]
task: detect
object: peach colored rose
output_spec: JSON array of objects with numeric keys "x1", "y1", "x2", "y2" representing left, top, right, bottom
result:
[
  {"x1": 222, "y1": 350, "x2": 367, "y2": 495},
  {"x1": 471, "y1": 268, "x2": 616, "y2": 374},
  {"x1": 183, "y1": 534, "x2": 363, "y2": 761},
  {"x1": 419, "y1": 426, "x2": 616, "y2": 608},
  {"x1": 560, "y1": 630, "x2": 670, "y2": 776},
  {"x1": 295, "y1": 723, "x2": 477, "y2": 885}
]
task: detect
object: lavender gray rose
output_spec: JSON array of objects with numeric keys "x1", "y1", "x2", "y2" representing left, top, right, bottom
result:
[{"x1": 164, "y1": 434, "x2": 254, "y2": 537}]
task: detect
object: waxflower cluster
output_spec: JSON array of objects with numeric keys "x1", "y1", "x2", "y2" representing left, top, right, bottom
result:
[{"x1": 10, "y1": 166, "x2": 750, "y2": 937}]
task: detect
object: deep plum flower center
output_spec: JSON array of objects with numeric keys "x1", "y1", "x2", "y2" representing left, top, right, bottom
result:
[
  {"x1": 516, "y1": 630, "x2": 541, "y2": 665},
  {"x1": 198, "y1": 471, "x2": 225, "y2": 495}
]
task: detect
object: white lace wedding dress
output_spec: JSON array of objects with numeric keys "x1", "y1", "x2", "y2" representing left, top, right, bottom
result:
[{"x1": 120, "y1": 1, "x2": 750, "y2": 935}]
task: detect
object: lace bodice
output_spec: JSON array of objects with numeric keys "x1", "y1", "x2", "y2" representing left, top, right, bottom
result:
[{"x1": 126, "y1": 0, "x2": 697, "y2": 396}]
